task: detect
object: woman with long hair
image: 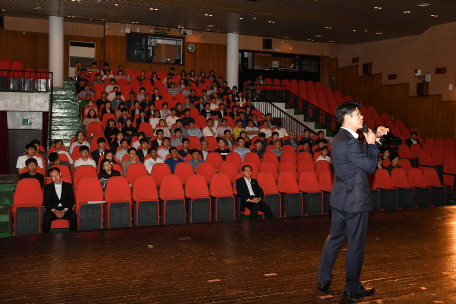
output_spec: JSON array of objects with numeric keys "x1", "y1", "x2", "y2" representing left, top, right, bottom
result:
[
  {"x1": 153, "y1": 119, "x2": 171, "y2": 137},
  {"x1": 69, "y1": 131, "x2": 90, "y2": 155},
  {"x1": 149, "y1": 110, "x2": 161, "y2": 129},
  {"x1": 98, "y1": 158, "x2": 121, "y2": 194},
  {"x1": 121, "y1": 118, "x2": 138, "y2": 145},
  {"x1": 115, "y1": 70, "x2": 127, "y2": 81}
]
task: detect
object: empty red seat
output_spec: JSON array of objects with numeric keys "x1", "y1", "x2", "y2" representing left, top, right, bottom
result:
[
  {"x1": 319, "y1": 170, "x2": 333, "y2": 214},
  {"x1": 256, "y1": 172, "x2": 281, "y2": 218},
  {"x1": 75, "y1": 177, "x2": 104, "y2": 230},
  {"x1": 206, "y1": 153, "x2": 223, "y2": 171},
  {"x1": 151, "y1": 163, "x2": 171, "y2": 189},
  {"x1": 280, "y1": 151, "x2": 297, "y2": 165},
  {"x1": 86, "y1": 122, "x2": 104, "y2": 138},
  {"x1": 174, "y1": 162, "x2": 194, "y2": 186},
  {"x1": 132, "y1": 175, "x2": 159, "y2": 226},
  {"x1": 408, "y1": 168, "x2": 431, "y2": 208},
  {"x1": 410, "y1": 144, "x2": 422, "y2": 159},
  {"x1": 298, "y1": 160, "x2": 315, "y2": 176},
  {"x1": 398, "y1": 159, "x2": 412, "y2": 176},
  {"x1": 10, "y1": 179, "x2": 43, "y2": 236},
  {"x1": 209, "y1": 173, "x2": 235, "y2": 221},
  {"x1": 159, "y1": 175, "x2": 186, "y2": 224},
  {"x1": 443, "y1": 158, "x2": 456, "y2": 193},
  {"x1": 390, "y1": 168, "x2": 415, "y2": 209},
  {"x1": 225, "y1": 153, "x2": 242, "y2": 171},
  {"x1": 423, "y1": 167, "x2": 447, "y2": 206},
  {"x1": 279, "y1": 161, "x2": 298, "y2": 179},
  {"x1": 259, "y1": 161, "x2": 278, "y2": 181},
  {"x1": 244, "y1": 152, "x2": 261, "y2": 170},
  {"x1": 105, "y1": 177, "x2": 132, "y2": 228},
  {"x1": 185, "y1": 174, "x2": 211, "y2": 223},
  {"x1": 277, "y1": 171, "x2": 302, "y2": 217},
  {"x1": 315, "y1": 161, "x2": 331, "y2": 180},
  {"x1": 196, "y1": 162, "x2": 216, "y2": 184},
  {"x1": 298, "y1": 171, "x2": 323, "y2": 215},
  {"x1": 126, "y1": 163, "x2": 148, "y2": 185},
  {"x1": 297, "y1": 152, "x2": 313, "y2": 163},
  {"x1": 219, "y1": 161, "x2": 239, "y2": 184},
  {"x1": 398, "y1": 144, "x2": 416, "y2": 166},
  {"x1": 418, "y1": 151, "x2": 437, "y2": 174},
  {"x1": 73, "y1": 165, "x2": 98, "y2": 193},
  {"x1": 373, "y1": 169, "x2": 398, "y2": 210},
  {"x1": 263, "y1": 152, "x2": 280, "y2": 170}
]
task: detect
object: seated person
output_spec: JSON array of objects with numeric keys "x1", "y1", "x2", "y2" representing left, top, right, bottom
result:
[
  {"x1": 315, "y1": 141, "x2": 331, "y2": 157},
  {"x1": 16, "y1": 143, "x2": 44, "y2": 175},
  {"x1": 386, "y1": 154, "x2": 401, "y2": 175},
  {"x1": 165, "y1": 147, "x2": 184, "y2": 173},
  {"x1": 121, "y1": 118, "x2": 138, "y2": 145},
  {"x1": 203, "y1": 118, "x2": 217, "y2": 137},
  {"x1": 245, "y1": 119, "x2": 260, "y2": 140},
  {"x1": 31, "y1": 139, "x2": 48, "y2": 165},
  {"x1": 235, "y1": 165, "x2": 274, "y2": 220},
  {"x1": 153, "y1": 119, "x2": 171, "y2": 138},
  {"x1": 283, "y1": 131, "x2": 300, "y2": 151},
  {"x1": 224, "y1": 130, "x2": 235, "y2": 150},
  {"x1": 178, "y1": 139, "x2": 191, "y2": 158},
  {"x1": 217, "y1": 119, "x2": 232, "y2": 137},
  {"x1": 132, "y1": 132, "x2": 146, "y2": 150},
  {"x1": 52, "y1": 140, "x2": 73, "y2": 164},
  {"x1": 232, "y1": 119, "x2": 246, "y2": 139},
  {"x1": 91, "y1": 137, "x2": 107, "y2": 165},
  {"x1": 171, "y1": 128, "x2": 184, "y2": 147},
  {"x1": 376, "y1": 157, "x2": 383, "y2": 170},
  {"x1": 274, "y1": 122, "x2": 289, "y2": 139},
  {"x1": 175, "y1": 103, "x2": 185, "y2": 117},
  {"x1": 42, "y1": 167, "x2": 77, "y2": 233},
  {"x1": 69, "y1": 131, "x2": 90, "y2": 155},
  {"x1": 144, "y1": 148, "x2": 164, "y2": 174},
  {"x1": 299, "y1": 129, "x2": 315, "y2": 148},
  {"x1": 172, "y1": 120, "x2": 188, "y2": 138},
  {"x1": 168, "y1": 82, "x2": 179, "y2": 97},
  {"x1": 117, "y1": 108, "x2": 129, "y2": 128},
  {"x1": 187, "y1": 121, "x2": 203, "y2": 138},
  {"x1": 189, "y1": 149, "x2": 205, "y2": 173},
  {"x1": 315, "y1": 130, "x2": 329, "y2": 147},
  {"x1": 74, "y1": 146, "x2": 97, "y2": 170},
  {"x1": 271, "y1": 141, "x2": 283, "y2": 160},
  {"x1": 121, "y1": 147, "x2": 138, "y2": 177},
  {"x1": 252, "y1": 139, "x2": 265, "y2": 161},
  {"x1": 166, "y1": 108, "x2": 179, "y2": 127},
  {"x1": 98, "y1": 159, "x2": 121, "y2": 192},
  {"x1": 200, "y1": 102, "x2": 214, "y2": 119},
  {"x1": 405, "y1": 131, "x2": 420, "y2": 147},
  {"x1": 257, "y1": 132, "x2": 269, "y2": 150},
  {"x1": 233, "y1": 137, "x2": 249, "y2": 161},
  {"x1": 137, "y1": 138, "x2": 149, "y2": 163},
  {"x1": 181, "y1": 109, "x2": 195, "y2": 127},
  {"x1": 299, "y1": 142, "x2": 314, "y2": 157},
  {"x1": 46, "y1": 152, "x2": 71, "y2": 174},
  {"x1": 265, "y1": 113, "x2": 274, "y2": 128},
  {"x1": 158, "y1": 137, "x2": 171, "y2": 159},
  {"x1": 198, "y1": 140, "x2": 211, "y2": 161},
  {"x1": 260, "y1": 120, "x2": 272, "y2": 138},
  {"x1": 268, "y1": 131, "x2": 283, "y2": 146},
  {"x1": 20, "y1": 158, "x2": 44, "y2": 189},
  {"x1": 214, "y1": 137, "x2": 230, "y2": 161},
  {"x1": 382, "y1": 149, "x2": 390, "y2": 160},
  {"x1": 151, "y1": 129, "x2": 165, "y2": 149},
  {"x1": 115, "y1": 139, "x2": 129, "y2": 161},
  {"x1": 316, "y1": 147, "x2": 331, "y2": 164}
]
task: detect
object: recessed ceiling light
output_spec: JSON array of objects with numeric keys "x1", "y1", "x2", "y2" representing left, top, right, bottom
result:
[
  {"x1": 325, "y1": 26, "x2": 331, "y2": 29},
  {"x1": 374, "y1": 6, "x2": 382, "y2": 9},
  {"x1": 404, "y1": 11, "x2": 411, "y2": 14},
  {"x1": 353, "y1": 30, "x2": 356, "y2": 32},
  {"x1": 2, "y1": 9, "x2": 5, "y2": 11},
  {"x1": 150, "y1": 8, "x2": 154, "y2": 10},
  {"x1": 239, "y1": 17, "x2": 243, "y2": 20},
  {"x1": 272, "y1": 21, "x2": 275, "y2": 23},
  {"x1": 431, "y1": 14, "x2": 438, "y2": 17},
  {"x1": 114, "y1": 3, "x2": 118, "y2": 6},
  {"x1": 155, "y1": 8, "x2": 158, "y2": 10},
  {"x1": 207, "y1": 25, "x2": 215, "y2": 27},
  {"x1": 376, "y1": 32, "x2": 382, "y2": 35},
  {"x1": 284, "y1": 36, "x2": 289, "y2": 38},
  {"x1": 68, "y1": 16, "x2": 71, "y2": 17},
  {"x1": 253, "y1": 17, "x2": 256, "y2": 20},
  {"x1": 33, "y1": 7, "x2": 41, "y2": 10},
  {"x1": 417, "y1": 3, "x2": 431, "y2": 7},
  {"x1": 268, "y1": 21, "x2": 272, "y2": 23},
  {"x1": 329, "y1": 41, "x2": 334, "y2": 43}
]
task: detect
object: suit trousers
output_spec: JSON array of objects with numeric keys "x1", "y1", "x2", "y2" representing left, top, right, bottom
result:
[
  {"x1": 317, "y1": 207, "x2": 369, "y2": 292},
  {"x1": 245, "y1": 200, "x2": 274, "y2": 219},
  {"x1": 42, "y1": 209, "x2": 78, "y2": 233}
]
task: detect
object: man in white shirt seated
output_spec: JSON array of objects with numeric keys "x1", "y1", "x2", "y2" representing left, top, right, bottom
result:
[
  {"x1": 203, "y1": 118, "x2": 217, "y2": 137},
  {"x1": 165, "y1": 108, "x2": 179, "y2": 127},
  {"x1": 261, "y1": 120, "x2": 272, "y2": 138},
  {"x1": 316, "y1": 147, "x2": 332, "y2": 164},
  {"x1": 274, "y1": 122, "x2": 289, "y2": 139},
  {"x1": 52, "y1": 140, "x2": 73, "y2": 164},
  {"x1": 157, "y1": 138, "x2": 171, "y2": 159},
  {"x1": 115, "y1": 139, "x2": 129, "y2": 161},
  {"x1": 245, "y1": 119, "x2": 260, "y2": 140},
  {"x1": 144, "y1": 148, "x2": 165, "y2": 174},
  {"x1": 73, "y1": 146, "x2": 97, "y2": 170},
  {"x1": 105, "y1": 78, "x2": 117, "y2": 94},
  {"x1": 42, "y1": 167, "x2": 78, "y2": 233},
  {"x1": 16, "y1": 143, "x2": 44, "y2": 175}
]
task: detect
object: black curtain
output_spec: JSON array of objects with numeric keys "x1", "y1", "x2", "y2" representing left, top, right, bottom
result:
[{"x1": 0, "y1": 111, "x2": 10, "y2": 174}]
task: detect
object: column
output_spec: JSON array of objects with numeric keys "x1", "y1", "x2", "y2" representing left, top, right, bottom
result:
[
  {"x1": 49, "y1": 16, "x2": 64, "y2": 88},
  {"x1": 226, "y1": 33, "x2": 239, "y2": 89}
]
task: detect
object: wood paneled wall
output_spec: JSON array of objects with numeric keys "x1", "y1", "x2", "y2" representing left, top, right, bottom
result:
[
  {"x1": 63, "y1": 35, "x2": 104, "y2": 77},
  {"x1": 0, "y1": 30, "x2": 48, "y2": 70},
  {"x1": 104, "y1": 36, "x2": 227, "y2": 79},
  {"x1": 331, "y1": 58, "x2": 455, "y2": 139}
]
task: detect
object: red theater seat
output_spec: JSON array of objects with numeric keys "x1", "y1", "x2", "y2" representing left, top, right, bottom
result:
[
  {"x1": 390, "y1": 168, "x2": 415, "y2": 209},
  {"x1": 319, "y1": 170, "x2": 333, "y2": 214},
  {"x1": 206, "y1": 153, "x2": 223, "y2": 171},
  {"x1": 423, "y1": 167, "x2": 448, "y2": 206},
  {"x1": 279, "y1": 161, "x2": 298, "y2": 179},
  {"x1": 278, "y1": 171, "x2": 302, "y2": 217},
  {"x1": 259, "y1": 161, "x2": 278, "y2": 181},
  {"x1": 174, "y1": 162, "x2": 194, "y2": 186},
  {"x1": 196, "y1": 162, "x2": 216, "y2": 184},
  {"x1": 132, "y1": 176, "x2": 159, "y2": 226},
  {"x1": 75, "y1": 177, "x2": 104, "y2": 230},
  {"x1": 299, "y1": 171, "x2": 323, "y2": 215},
  {"x1": 373, "y1": 169, "x2": 398, "y2": 210},
  {"x1": 244, "y1": 152, "x2": 261, "y2": 170},
  {"x1": 151, "y1": 163, "x2": 171, "y2": 190},
  {"x1": 159, "y1": 175, "x2": 186, "y2": 224},
  {"x1": 73, "y1": 165, "x2": 97, "y2": 193},
  {"x1": 407, "y1": 168, "x2": 431, "y2": 208},
  {"x1": 263, "y1": 152, "x2": 280, "y2": 170},
  {"x1": 126, "y1": 163, "x2": 148, "y2": 185},
  {"x1": 210, "y1": 173, "x2": 235, "y2": 221},
  {"x1": 105, "y1": 177, "x2": 132, "y2": 228},
  {"x1": 185, "y1": 174, "x2": 211, "y2": 223},
  {"x1": 256, "y1": 172, "x2": 281, "y2": 218},
  {"x1": 219, "y1": 161, "x2": 239, "y2": 184}
]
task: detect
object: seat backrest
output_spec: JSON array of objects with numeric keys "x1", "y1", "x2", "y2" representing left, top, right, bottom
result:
[
  {"x1": 219, "y1": 161, "x2": 239, "y2": 184},
  {"x1": 423, "y1": 167, "x2": 442, "y2": 187},
  {"x1": 126, "y1": 163, "x2": 148, "y2": 185},
  {"x1": 398, "y1": 144, "x2": 414, "y2": 159},
  {"x1": 408, "y1": 168, "x2": 427, "y2": 187},
  {"x1": 196, "y1": 162, "x2": 216, "y2": 184},
  {"x1": 132, "y1": 175, "x2": 158, "y2": 201},
  {"x1": 445, "y1": 138, "x2": 456, "y2": 146},
  {"x1": 297, "y1": 152, "x2": 313, "y2": 163},
  {"x1": 432, "y1": 150, "x2": 444, "y2": 166},
  {"x1": 51, "y1": 165, "x2": 71, "y2": 180},
  {"x1": 151, "y1": 163, "x2": 172, "y2": 186},
  {"x1": 209, "y1": 173, "x2": 233, "y2": 197},
  {"x1": 425, "y1": 138, "x2": 436, "y2": 147},
  {"x1": 419, "y1": 151, "x2": 436, "y2": 166},
  {"x1": 262, "y1": 152, "x2": 280, "y2": 169},
  {"x1": 257, "y1": 172, "x2": 279, "y2": 195},
  {"x1": 244, "y1": 152, "x2": 261, "y2": 169},
  {"x1": 298, "y1": 171, "x2": 320, "y2": 193},
  {"x1": 410, "y1": 144, "x2": 422, "y2": 158},
  {"x1": 422, "y1": 142, "x2": 434, "y2": 153},
  {"x1": 105, "y1": 177, "x2": 131, "y2": 203},
  {"x1": 279, "y1": 161, "x2": 298, "y2": 179},
  {"x1": 174, "y1": 162, "x2": 194, "y2": 185},
  {"x1": 390, "y1": 168, "x2": 410, "y2": 188},
  {"x1": 319, "y1": 170, "x2": 333, "y2": 192},
  {"x1": 298, "y1": 160, "x2": 315, "y2": 176},
  {"x1": 185, "y1": 174, "x2": 210, "y2": 199},
  {"x1": 443, "y1": 158, "x2": 456, "y2": 174},
  {"x1": 13, "y1": 179, "x2": 43, "y2": 212},
  {"x1": 74, "y1": 165, "x2": 97, "y2": 190},
  {"x1": 159, "y1": 174, "x2": 184, "y2": 200},
  {"x1": 259, "y1": 161, "x2": 278, "y2": 181},
  {"x1": 315, "y1": 161, "x2": 331, "y2": 179},
  {"x1": 225, "y1": 152, "x2": 242, "y2": 170},
  {"x1": 75, "y1": 177, "x2": 103, "y2": 211},
  {"x1": 398, "y1": 159, "x2": 412, "y2": 175},
  {"x1": 277, "y1": 171, "x2": 299, "y2": 193},
  {"x1": 206, "y1": 152, "x2": 223, "y2": 171},
  {"x1": 280, "y1": 151, "x2": 296, "y2": 164},
  {"x1": 373, "y1": 169, "x2": 394, "y2": 189}
]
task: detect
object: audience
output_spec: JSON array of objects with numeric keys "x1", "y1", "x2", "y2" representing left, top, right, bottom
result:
[
  {"x1": 299, "y1": 129, "x2": 315, "y2": 148},
  {"x1": 158, "y1": 138, "x2": 171, "y2": 159},
  {"x1": 203, "y1": 119, "x2": 217, "y2": 137},
  {"x1": 70, "y1": 131, "x2": 90, "y2": 155},
  {"x1": 187, "y1": 121, "x2": 203, "y2": 138},
  {"x1": 315, "y1": 131, "x2": 329, "y2": 147},
  {"x1": 271, "y1": 141, "x2": 283, "y2": 160},
  {"x1": 198, "y1": 140, "x2": 211, "y2": 161},
  {"x1": 233, "y1": 119, "x2": 246, "y2": 139},
  {"x1": 137, "y1": 139, "x2": 149, "y2": 163},
  {"x1": 274, "y1": 123, "x2": 288, "y2": 138},
  {"x1": 74, "y1": 146, "x2": 97, "y2": 170},
  {"x1": 217, "y1": 119, "x2": 232, "y2": 136},
  {"x1": 233, "y1": 137, "x2": 249, "y2": 161},
  {"x1": 171, "y1": 128, "x2": 184, "y2": 147},
  {"x1": 20, "y1": 158, "x2": 44, "y2": 189},
  {"x1": 165, "y1": 147, "x2": 184, "y2": 174},
  {"x1": 121, "y1": 147, "x2": 138, "y2": 177},
  {"x1": 215, "y1": 137, "x2": 230, "y2": 161},
  {"x1": 405, "y1": 131, "x2": 420, "y2": 147},
  {"x1": 46, "y1": 152, "x2": 71, "y2": 174},
  {"x1": 52, "y1": 140, "x2": 73, "y2": 164},
  {"x1": 115, "y1": 139, "x2": 129, "y2": 161},
  {"x1": 376, "y1": 157, "x2": 383, "y2": 169},
  {"x1": 386, "y1": 154, "x2": 401, "y2": 175},
  {"x1": 261, "y1": 120, "x2": 272, "y2": 138},
  {"x1": 151, "y1": 129, "x2": 165, "y2": 149},
  {"x1": 316, "y1": 147, "x2": 331, "y2": 164},
  {"x1": 299, "y1": 142, "x2": 314, "y2": 157},
  {"x1": 284, "y1": 131, "x2": 300, "y2": 151},
  {"x1": 252, "y1": 140, "x2": 265, "y2": 161},
  {"x1": 189, "y1": 149, "x2": 205, "y2": 173},
  {"x1": 16, "y1": 143, "x2": 44, "y2": 174},
  {"x1": 144, "y1": 148, "x2": 164, "y2": 174},
  {"x1": 178, "y1": 139, "x2": 191, "y2": 158},
  {"x1": 172, "y1": 120, "x2": 188, "y2": 138},
  {"x1": 98, "y1": 159, "x2": 121, "y2": 193},
  {"x1": 245, "y1": 119, "x2": 260, "y2": 140}
]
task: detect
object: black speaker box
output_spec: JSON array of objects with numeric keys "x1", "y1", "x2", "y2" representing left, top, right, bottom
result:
[{"x1": 263, "y1": 39, "x2": 272, "y2": 49}]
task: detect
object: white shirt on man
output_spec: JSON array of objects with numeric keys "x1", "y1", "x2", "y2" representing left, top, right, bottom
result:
[
  {"x1": 69, "y1": 141, "x2": 90, "y2": 155},
  {"x1": 74, "y1": 158, "x2": 97, "y2": 169},
  {"x1": 157, "y1": 147, "x2": 170, "y2": 159},
  {"x1": 275, "y1": 128, "x2": 289, "y2": 139},
  {"x1": 203, "y1": 127, "x2": 217, "y2": 137},
  {"x1": 244, "y1": 177, "x2": 255, "y2": 201},
  {"x1": 144, "y1": 157, "x2": 164, "y2": 174},
  {"x1": 316, "y1": 156, "x2": 332, "y2": 164},
  {"x1": 16, "y1": 155, "x2": 44, "y2": 170},
  {"x1": 340, "y1": 127, "x2": 359, "y2": 139}
]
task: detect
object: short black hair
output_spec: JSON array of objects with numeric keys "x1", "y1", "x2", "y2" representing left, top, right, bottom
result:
[
  {"x1": 140, "y1": 138, "x2": 148, "y2": 144},
  {"x1": 410, "y1": 131, "x2": 417, "y2": 136},
  {"x1": 48, "y1": 152, "x2": 59, "y2": 163},
  {"x1": 390, "y1": 153, "x2": 400, "y2": 161},
  {"x1": 97, "y1": 137, "x2": 106, "y2": 144},
  {"x1": 254, "y1": 139, "x2": 262, "y2": 145},
  {"x1": 182, "y1": 138, "x2": 190, "y2": 144},
  {"x1": 53, "y1": 139, "x2": 63, "y2": 145},
  {"x1": 148, "y1": 147, "x2": 157, "y2": 154},
  {"x1": 30, "y1": 139, "x2": 40, "y2": 146},
  {"x1": 156, "y1": 129, "x2": 164, "y2": 135},
  {"x1": 237, "y1": 137, "x2": 245, "y2": 143},
  {"x1": 242, "y1": 165, "x2": 252, "y2": 171},
  {"x1": 190, "y1": 149, "x2": 199, "y2": 155},
  {"x1": 25, "y1": 158, "x2": 37, "y2": 166},
  {"x1": 47, "y1": 166, "x2": 60, "y2": 177},
  {"x1": 79, "y1": 146, "x2": 89, "y2": 152},
  {"x1": 272, "y1": 131, "x2": 279, "y2": 137},
  {"x1": 335, "y1": 101, "x2": 362, "y2": 126},
  {"x1": 120, "y1": 139, "x2": 128, "y2": 144},
  {"x1": 259, "y1": 132, "x2": 265, "y2": 138},
  {"x1": 128, "y1": 147, "x2": 136, "y2": 154},
  {"x1": 169, "y1": 147, "x2": 178, "y2": 152}
]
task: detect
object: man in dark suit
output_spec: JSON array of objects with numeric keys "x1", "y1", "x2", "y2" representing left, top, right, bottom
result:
[
  {"x1": 150, "y1": 129, "x2": 164, "y2": 149},
  {"x1": 198, "y1": 140, "x2": 211, "y2": 161},
  {"x1": 91, "y1": 137, "x2": 106, "y2": 165},
  {"x1": 200, "y1": 102, "x2": 214, "y2": 119},
  {"x1": 317, "y1": 101, "x2": 388, "y2": 300},
  {"x1": 283, "y1": 131, "x2": 300, "y2": 151},
  {"x1": 405, "y1": 131, "x2": 420, "y2": 147},
  {"x1": 42, "y1": 167, "x2": 78, "y2": 233},
  {"x1": 235, "y1": 165, "x2": 274, "y2": 220},
  {"x1": 136, "y1": 138, "x2": 149, "y2": 163}
]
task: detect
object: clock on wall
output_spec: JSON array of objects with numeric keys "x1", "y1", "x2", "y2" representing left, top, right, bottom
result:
[{"x1": 187, "y1": 43, "x2": 196, "y2": 53}]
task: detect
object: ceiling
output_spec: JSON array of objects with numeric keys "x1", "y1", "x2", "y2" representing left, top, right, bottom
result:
[{"x1": 1, "y1": 0, "x2": 456, "y2": 44}]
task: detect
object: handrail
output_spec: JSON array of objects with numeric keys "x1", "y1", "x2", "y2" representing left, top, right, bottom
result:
[{"x1": 250, "y1": 92, "x2": 319, "y2": 138}]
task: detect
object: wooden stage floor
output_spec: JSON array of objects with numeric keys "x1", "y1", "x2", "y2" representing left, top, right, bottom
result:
[{"x1": 2, "y1": 207, "x2": 456, "y2": 303}]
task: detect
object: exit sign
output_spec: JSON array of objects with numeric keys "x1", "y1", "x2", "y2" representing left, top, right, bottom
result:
[{"x1": 22, "y1": 119, "x2": 31, "y2": 125}]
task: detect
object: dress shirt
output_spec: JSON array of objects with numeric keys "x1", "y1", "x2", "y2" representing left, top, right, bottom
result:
[
  {"x1": 165, "y1": 157, "x2": 184, "y2": 174},
  {"x1": 203, "y1": 127, "x2": 217, "y2": 137},
  {"x1": 233, "y1": 127, "x2": 245, "y2": 139},
  {"x1": 340, "y1": 127, "x2": 359, "y2": 139},
  {"x1": 144, "y1": 157, "x2": 164, "y2": 174},
  {"x1": 187, "y1": 128, "x2": 203, "y2": 138},
  {"x1": 245, "y1": 126, "x2": 259, "y2": 139},
  {"x1": 233, "y1": 147, "x2": 249, "y2": 161},
  {"x1": 188, "y1": 159, "x2": 205, "y2": 170},
  {"x1": 53, "y1": 183, "x2": 68, "y2": 211},
  {"x1": 200, "y1": 149, "x2": 209, "y2": 161},
  {"x1": 262, "y1": 128, "x2": 272, "y2": 138},
  {"x1": 244, "y1": 177, "x2": 255, "y2": 200},
  {"x1": 166, "y1": 115, "x2": 179, "y2": 127},
  {"x1": 316, "y1": 156, "x2": 332, "y2": 164},
  {"x1": 275, "y1": 128, "x2": 289, "y2": 138},
  {"x1": 217, "y1": 126, "x2": 232, "y2": 137},
  {"x1": 74, "y1": 158, "x2": 97, "y2": 169},
  {"x1": 69, "y1": 140, "x2": 90, "y2": 154},
  {"x1": 16, "y1": 155, "x2": 44, "y2": 170}
]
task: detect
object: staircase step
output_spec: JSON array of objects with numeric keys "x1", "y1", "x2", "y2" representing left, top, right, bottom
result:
[{"x1": 0, "y1": 192, "x2": 13, "y2": 206}]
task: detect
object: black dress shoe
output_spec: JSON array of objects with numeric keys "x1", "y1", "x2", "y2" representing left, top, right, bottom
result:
[
  {"x1": 317, "y1": 280, "x2": 331, "y2": 291},
  {"x1": 344, "y1": 286, "x2": 375, "y2": 298}
]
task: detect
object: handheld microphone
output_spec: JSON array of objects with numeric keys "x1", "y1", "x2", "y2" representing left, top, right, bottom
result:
[{"x1": 362, "y1": 125, "x2": 369, "y2": 134}]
